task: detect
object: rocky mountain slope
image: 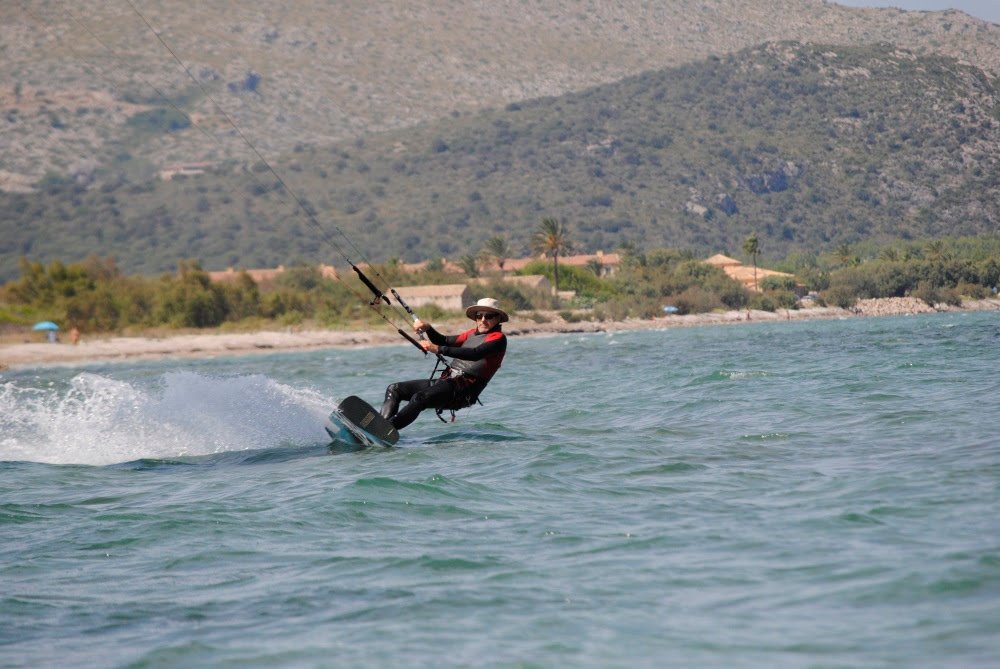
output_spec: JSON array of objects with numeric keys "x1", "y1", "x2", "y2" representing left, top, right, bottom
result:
[
  {"x1": 2, "y1": 41, "x2": 996, "y2": 279},
  {"x1": 2, "y1": 0, "x2": 999, "y2": 183}
]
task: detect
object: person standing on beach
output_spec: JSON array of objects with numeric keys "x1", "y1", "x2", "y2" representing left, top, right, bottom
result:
[{"x1": 381, "y1": 298, "x2": 508, "y2": 430}]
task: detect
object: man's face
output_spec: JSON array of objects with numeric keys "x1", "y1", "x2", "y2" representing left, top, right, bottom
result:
[{"x1": 474, "y1": 311, "x2": 500, "y2": 332}]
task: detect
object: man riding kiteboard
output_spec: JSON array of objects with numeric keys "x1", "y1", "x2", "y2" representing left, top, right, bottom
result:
[{"x1": 381, "y1": 297, "x2": 508, "y2": 430}]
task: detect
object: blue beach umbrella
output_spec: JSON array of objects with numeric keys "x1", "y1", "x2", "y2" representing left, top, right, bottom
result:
[{"x1": 32, "y1": 321, "x2": 60, "y2": 331}]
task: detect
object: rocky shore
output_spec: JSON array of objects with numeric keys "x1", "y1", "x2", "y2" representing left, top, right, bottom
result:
[{"x1": 2, "y1": 298, "x2": 997, "y2": 370}]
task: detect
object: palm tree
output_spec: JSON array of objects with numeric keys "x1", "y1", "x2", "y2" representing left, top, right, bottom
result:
[
  {"x1": 617, "y1": 240, "x2": 644, "y2": 269},
  {"x1": 925, "y1": 240, "x2": 946, "y2": 262},
  {"x1": 835, "y1": 243, "x2": 853, "y2": 267},
  {"x1": 532, "y1": 217, "x2": 572, "y2": 293},
  {"x1": 481, "y1": 236, "x2": 511, "y2": 271},
  {"x1": 879, "y1": 247, "x2": 900, "y2": 262},
  {"x1": 743, "y1": 233, "x2": 760, "y2": 292},
  {"x1": 458, "y1": 254, "x2": 480, "y2": 278}
]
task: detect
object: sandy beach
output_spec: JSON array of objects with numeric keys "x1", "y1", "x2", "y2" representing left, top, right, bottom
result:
[{"x1": 2, "y1": 297, "x2": 997, "y2": 370}]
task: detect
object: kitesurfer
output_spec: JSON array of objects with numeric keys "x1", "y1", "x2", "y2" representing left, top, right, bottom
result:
[{"x1": 381, "y1": 298, "x2": 508, "y2": 430}]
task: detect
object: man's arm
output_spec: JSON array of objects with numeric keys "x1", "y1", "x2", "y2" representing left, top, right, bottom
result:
[{"x1": 421, "y1": 324, "x2": 457, "y2": 347}]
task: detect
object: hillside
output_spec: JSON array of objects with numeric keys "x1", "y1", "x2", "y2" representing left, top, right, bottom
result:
[
  {"x1": 1, "y1": 41, "x2": 997, "y2": 280},
  {"x1": 2, "y1": 0, "x2": 999, "y2": 183}
]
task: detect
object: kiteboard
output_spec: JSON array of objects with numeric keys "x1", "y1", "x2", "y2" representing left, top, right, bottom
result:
[{"x1": 325, "y1": 395, "x2": 399, "y2": 447}]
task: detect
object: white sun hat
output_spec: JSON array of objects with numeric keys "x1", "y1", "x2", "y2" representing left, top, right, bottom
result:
[{"x1": 464, "y1": 297, "x2": 509, "y2": 323}]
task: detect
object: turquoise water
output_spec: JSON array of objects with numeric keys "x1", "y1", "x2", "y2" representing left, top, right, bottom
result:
[{"x1": 2, "y1": 312, "x2": 998, "y2": 668}]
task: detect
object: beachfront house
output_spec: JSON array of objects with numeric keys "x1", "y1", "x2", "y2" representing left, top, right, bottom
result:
[
  {"x1": 208, "y1": 265, "x2": 286, "y2": 284},
  {"x1": 503, "y1": 251, "x2": 621, "y2": 277},
  {"x1": 704, "y1": 254, "x2": 794, "y2": 293},
  {"x1": 391, "y1": 284, "x2": 472, "y2": 312},
  {"x1": 470, "y1": 274, "x2": 553, "y2": 295},
  {"x1": 397, "y1": 258, "x2": 467, "y2": 274},
  {"x1": 207, "y1": 264, "x2": 338, "y2": 284}
]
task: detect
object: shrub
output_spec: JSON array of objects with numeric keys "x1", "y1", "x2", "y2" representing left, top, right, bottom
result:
[
  {"x1": 592, "y1": 300, "x2": 630, "y2": 321},
  {"x1": 797, "y1": 267, "x2": 830, "y2": 292},
  {"x1": 669, "y1": 286, "x2": 723, "y2": 314},
  {"x1": 976, "y1": 258, "x2": 1000, "y2": 287},
  {"x1": 821, "y1": 285, "x2": 857, "y2": 309},
  {"x1": 520, "y1": 260, "x2": 605, "y2": 297},
  {"x1": 760, "y1": 275, "x2": 797, "y2": 292},
  {"x1": 524, "y1": 311, "x2": 552, "y2": 323},
  {"x1": 277, "y1": 310, "x2": 304, "y2": 326},
  {"x1": 912, "y1": 281, "x2": 941, "y2": 306},
  {"x1": 126, "y1": 108, "x2": 191, "y2": 133},
  {"x1": 417, "y1": 303, "x2": 445, "y2": 321},
  {"x1": 748, "y1": 294, "x2": 778, "y2": 312},
  {"x1": 715, "y1": 281, "x2": 749, "y2": 309},
  {"x1": 956, "y1": 281, "x2": 988, "y2": 299},
  {"x1": 559, "y1": 310, "x2": 585, "y2": 323},
  {"x1": 635, "y1": 301, "x2": 667, "y2": 319},
  {"x1": 219, "y1": 272, "x2": 261, "y2": 320},
  {"x1": 768, "y1": 290, "x2": 799, "y2": 309},
  {"x1": 939, "y1": 287, "x2": 962, "y2": 307}
]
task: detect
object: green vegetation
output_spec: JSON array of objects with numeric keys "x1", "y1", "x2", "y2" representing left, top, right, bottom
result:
[
  {"x1": 0, "y1": 258, "x2": 363, "y2": 333},
  {"x1": 2, "y1": 43, "x2": 998, "y2": 282},
  {"x1": 743, "y1": 234, "x2": 761, "y2": 293},
  {"x1": 605, "y1": 250, "x2": 749, "y2": 318},
  {"x1": 531, "y1": 218, "x2": 573, "y2": 294},
  {"x1": 779, "y1": 236, "x2": 1000, "y2": 307},
  {"x1": 125, "y1": 108, "x2": 192, "y2": 134},
  {"x1": 480, "y1": 236, "x2": 511, "y2": 272},
  {"x1": 3, "y1": 236, "x2": 995, "y2": 336}
]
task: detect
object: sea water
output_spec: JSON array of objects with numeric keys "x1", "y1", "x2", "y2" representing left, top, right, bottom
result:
[{"x1": 1, "y1": 312, "x2": 998, "y2": 668}]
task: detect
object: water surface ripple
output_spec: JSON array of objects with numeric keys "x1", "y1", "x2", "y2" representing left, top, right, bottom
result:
[{"x1": 2, "y1": 312, "x2": 998, "y2": 667}]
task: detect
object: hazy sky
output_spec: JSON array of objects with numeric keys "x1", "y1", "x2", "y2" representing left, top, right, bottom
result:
[{"x1": 833, "y1": 0, "x2": 1000, "y2": 23}]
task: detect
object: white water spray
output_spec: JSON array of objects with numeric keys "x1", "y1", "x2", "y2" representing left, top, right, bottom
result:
[{"x1": 0, "y1": 371, "x2": 335, "y2": 466}]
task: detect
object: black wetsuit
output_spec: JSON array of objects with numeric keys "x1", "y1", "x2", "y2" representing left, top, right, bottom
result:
[{"x1": 381, "y1": 323, "x2": 506, "y2": 430}]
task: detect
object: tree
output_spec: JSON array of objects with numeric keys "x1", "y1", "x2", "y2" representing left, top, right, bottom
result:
[
  {"x1": 743, "y1": 233, "x2": 760, "y2": 292},
  {"x1": 532, "y1": 217, "x2": 572, "y2": 293},
  {"x1": 925, "y1": 240, "x2": 946, "y2": 262},
  {"x1": 156, "y1": 260, "x2": 227, "y2": 327},
  {"x1": 879, "y1": 247, "x2": 900, "y2": 262},
  {"x1": 458, "y1": 254, "x2": 480, "y2": 278},
  {"x1": 480, "y1": 236, "x2": 511, "y2": 271},
  {"x1": 835, "y1": 243, "x2": 853, "y2": 267},
  {"x1": 617, "y1": 240, "x2": 645, "y2": 269}
]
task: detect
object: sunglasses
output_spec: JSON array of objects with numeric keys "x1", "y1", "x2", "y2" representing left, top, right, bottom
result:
[{"x1": 475, "y1": 312, "x2": 499, "y2": 321}]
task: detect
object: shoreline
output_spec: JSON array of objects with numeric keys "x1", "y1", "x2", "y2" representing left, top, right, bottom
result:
[{"x1": 2, "y1": 297, "x2": 997, "y2": 370}]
